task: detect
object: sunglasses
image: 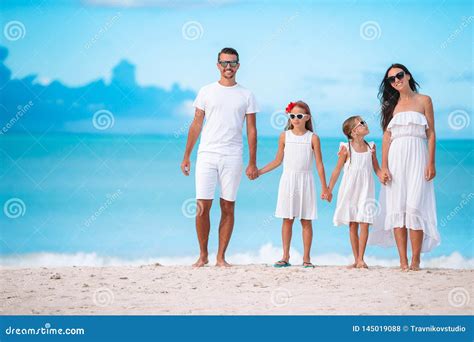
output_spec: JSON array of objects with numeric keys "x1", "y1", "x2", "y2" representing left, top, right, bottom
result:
[
  {"x1": 218, "y1": 60, "x2": 239, "y2": 68},
  {"x1": 386, "y1": 71, "x2": 405, "y2": 84},
  {"x1": 353, "y1": 120, "x2": 367, "y2": 130},
  {"x1": 288, "y1": 113, "x2": 310, "y2": 120}
]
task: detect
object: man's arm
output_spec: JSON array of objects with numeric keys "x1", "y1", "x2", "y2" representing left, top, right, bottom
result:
[
  {"x1": 181, "y1": 108, "x2": 205, "y2": 176},
  {"x1": 245, "y1": 113, "x2": 258, "y2": 180}
]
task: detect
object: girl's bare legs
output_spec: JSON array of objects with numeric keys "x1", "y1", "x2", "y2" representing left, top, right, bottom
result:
[
  {"x1": 301, "y1": 219, "x2": 313, "y2": 264},
  {"x1": 280, "y1": 218, "x2": 294, "y2": 262},
  {"x1": 348, "y1": 222, "x2": 359, "y2": 268},
  {"x1": 409, "y1": 229, "x2": 423, "y2": 271},
  {"x1": 356, "y1": 223, "x2": 369, "y2": 268},
  {"x1": 393, "y1": 227, "x2": 409, "y2": 271}
]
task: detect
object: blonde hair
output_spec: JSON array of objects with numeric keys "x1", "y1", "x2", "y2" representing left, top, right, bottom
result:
[{"x1": 284, "y1": 101, "x2": 314, "y2": 132}]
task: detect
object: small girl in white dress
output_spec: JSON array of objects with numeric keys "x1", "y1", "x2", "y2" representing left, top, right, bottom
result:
[
  {"x1": 327, "y1": 116, "x2": 383, "y2": 268},
  {"x1": 258, "y1": 101, "x2": 330, "y2": 268}
]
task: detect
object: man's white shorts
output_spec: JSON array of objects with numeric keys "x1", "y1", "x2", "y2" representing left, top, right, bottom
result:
[{"x1": 195, "y1": 152, "x2": 243, "y2": 202}]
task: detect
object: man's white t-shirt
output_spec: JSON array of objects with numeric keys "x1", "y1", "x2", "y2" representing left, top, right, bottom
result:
[{"x1": 193, "y1": 82, "x2": 259, "y2": 156}]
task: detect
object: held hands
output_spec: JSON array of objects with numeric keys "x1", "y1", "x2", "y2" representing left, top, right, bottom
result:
[
  {"x1": 376, "y1": 170, "x2": 385, "y2": 184},
  {"x1": 380, "y1": 167, "x2": 392, "y2": 185},
  {"x1": 246, "y1": 164, "x2": 259, "y2": 180},
  {"x1": 321, "y1": 188, "x2": 333, "y2": 202}
]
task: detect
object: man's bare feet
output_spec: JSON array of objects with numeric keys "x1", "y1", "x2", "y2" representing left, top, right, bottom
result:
[
  {"x1": 346, "y1": 262, "x2": 357, "y2": 269},
  {"x1": 192, "y1": 257, "x2": 209, "y2": 268},
  {"x1": 216, "y1": 259, "x2": 232, "y2": 267},
  {"x1": 356, "y1": 261, "x2": 368, "y2": 269},
  {"x1": 400, "y1": 264, "x2": 409, "y2": 272}
]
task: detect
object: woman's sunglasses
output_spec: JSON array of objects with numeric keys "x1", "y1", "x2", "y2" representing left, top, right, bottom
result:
[
  {"x1": 386, "y1": 71, "x2": 405, "y2": 84},
  {"x1": 218, "y1": 60, "x2": 239, "y2": 68},
  {"x1": 288, "y1": 113, "x2": 310, "y2": 120}
]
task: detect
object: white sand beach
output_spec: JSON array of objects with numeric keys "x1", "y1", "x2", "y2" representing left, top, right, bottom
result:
[{"x1": 1, "y1": 264, "x2": 472, "y2": 315}]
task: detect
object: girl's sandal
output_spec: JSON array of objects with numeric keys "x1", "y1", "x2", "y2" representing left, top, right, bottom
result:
[
  {"x1": 274, "y1": 260, "x2": 291, "y2": 268},
  {"x1": 303, "y1": 262, "x2": 315, "y2": 268}
]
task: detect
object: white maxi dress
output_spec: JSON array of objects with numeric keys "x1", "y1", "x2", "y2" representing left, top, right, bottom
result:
[{"x1": 368, "y1": 111, "x2": 440, "y2": 252}]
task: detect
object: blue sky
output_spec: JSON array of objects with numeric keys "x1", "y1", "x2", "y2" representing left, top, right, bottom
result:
[{"x1": 0, "y1": 0, "x2": 472, "y2": 137}]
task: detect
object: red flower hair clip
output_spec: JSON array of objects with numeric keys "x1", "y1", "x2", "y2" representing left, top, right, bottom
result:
[{"x1": 285, "y1": 102, "x2": 296, "y2": 113}]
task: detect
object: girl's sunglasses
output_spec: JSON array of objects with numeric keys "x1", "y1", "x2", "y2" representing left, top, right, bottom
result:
[
  {"x1": 386, "y1": 71, "x2": 405, "y2": 84},
  {"x1": 218, "y1": 60, "x2": 239, "y2": 68},
  {"x1": 353, "y1": 120, "x2": 367, "y2": 130},
  {"x1": 288, "y1": 113, "x2": 310, "y2": 119}
]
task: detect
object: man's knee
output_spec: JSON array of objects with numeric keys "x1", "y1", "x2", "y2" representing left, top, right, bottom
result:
[
  {"x1": 196, "y1": 199, "x2": 212, "y2": 217},
  {"x1": 220, "y1": 198, "x2": 235, "y2": 216}
]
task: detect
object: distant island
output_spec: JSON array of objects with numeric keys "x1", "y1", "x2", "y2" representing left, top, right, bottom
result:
[{"x1": 0, "y1": 46, "x2": 195, "y2": 135}]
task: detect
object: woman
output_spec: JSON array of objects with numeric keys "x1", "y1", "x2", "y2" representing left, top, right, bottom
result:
[{"x1": 368, "y1": 63, "x2": 440, "y2": 271}]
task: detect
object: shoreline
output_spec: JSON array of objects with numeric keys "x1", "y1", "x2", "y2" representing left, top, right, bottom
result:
[
  {"x1": 1, "y1": 264, "x2": 472, "y2": 315},
  {"x1": 1, "y1": 248, "x2": 472, "y2": 269}
]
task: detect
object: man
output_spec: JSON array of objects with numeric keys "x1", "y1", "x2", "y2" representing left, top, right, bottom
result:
[{"x1": 181, "y1": 47, "x2": 259, "y2": 267}]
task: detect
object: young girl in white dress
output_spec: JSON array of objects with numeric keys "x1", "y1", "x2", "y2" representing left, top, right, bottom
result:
[
  {"x1": 327, "y1": 116, "x2": 383, "y2": 268},
  {"x1": 258, "y1": 101, "x2": 330, "y2": 268}
]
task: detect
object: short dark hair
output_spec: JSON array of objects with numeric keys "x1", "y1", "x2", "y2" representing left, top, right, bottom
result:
[{"x1": 218, "y1": 47, "x2": 239, "y2": 62}]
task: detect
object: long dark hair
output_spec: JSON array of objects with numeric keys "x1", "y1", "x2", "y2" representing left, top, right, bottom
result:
[{"x1": 378, "y1": 63, "x2": 419, "y2": 131}]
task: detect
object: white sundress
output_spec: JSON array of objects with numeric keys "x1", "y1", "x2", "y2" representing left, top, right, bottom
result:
[
  {"x1": 368, "y1": 111, "x2": 440, "y2": 252},
  {"x1": 333, "y1": 141, "x2": 376, "y2": 226},
  {"x1": 275, "y1": 130, "x2": 317, "y2": 220}
]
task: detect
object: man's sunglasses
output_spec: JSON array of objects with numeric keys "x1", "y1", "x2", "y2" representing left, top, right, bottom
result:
[
  {"x1": 288, "y1": 113, "x2": 310, "y2": 120},
  {"x1": 218, "y1": 60, "x2": 239, "y2": 68},
  {"x1": 386, "y1": 71, "x2": 405, "y2": 84}
]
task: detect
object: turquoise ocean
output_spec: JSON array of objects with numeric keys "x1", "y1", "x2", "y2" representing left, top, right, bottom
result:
[{"x1": 1, "y1": 134, "x2": 473, "y2": 268}]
